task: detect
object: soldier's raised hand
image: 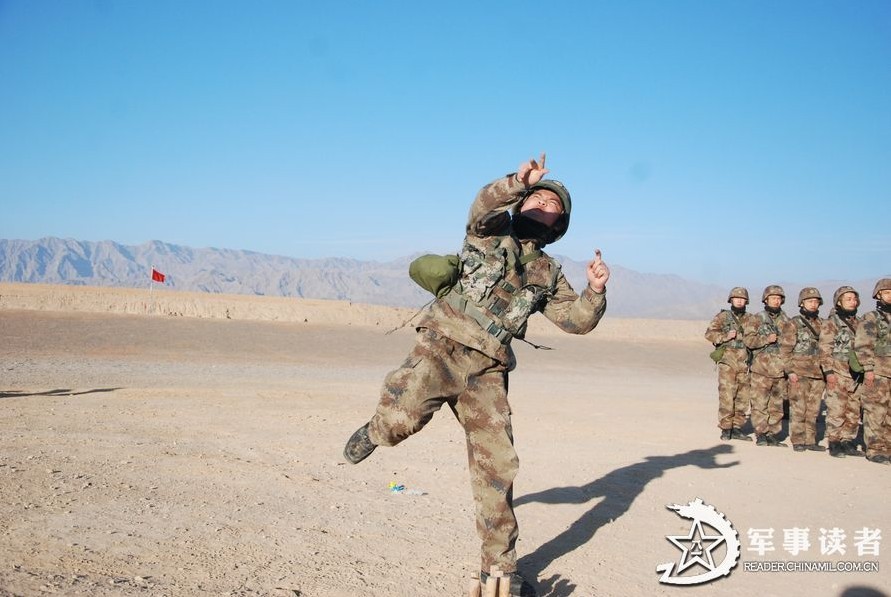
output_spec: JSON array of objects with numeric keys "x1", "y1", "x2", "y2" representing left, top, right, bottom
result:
[
  {"x1": 587, "y1": 249, "x2": 610, "y2": 293},
  {"x1": 826, "y1": 373, "x2": 838, "y2": 390},
  {"x1": 516, "y1": 153, "x2": 549, "y2": 187}
]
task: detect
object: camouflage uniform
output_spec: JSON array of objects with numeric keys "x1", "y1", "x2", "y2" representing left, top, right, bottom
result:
[
  {"x1": 781, "y1": 301, "x2": 824, "y2": 449},
  {"x1": 853, "y1": 283, "x2": 891, "y2": 460},
  {"x1": 744, "y1": 301, "x2": 790, "y2": 441},
  {"x1": 365, "y1": 174, "x2": 607, "y2": 574},
  {"x1": 704, "y1": 307, "x2": 752, "y2": 434},
  {"x1": 819, "y1": 305, "x2": 863, "y2": 449}
]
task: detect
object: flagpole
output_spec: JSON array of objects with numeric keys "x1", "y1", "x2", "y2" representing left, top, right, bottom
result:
[{"x1": 150, "y1": 264, "x2": 154, "y2": 312}]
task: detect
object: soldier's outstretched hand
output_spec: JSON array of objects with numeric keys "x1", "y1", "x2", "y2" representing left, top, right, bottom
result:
[
  {"x1": 516, "y1": 153, "x2": 549, "y2": 187},
  {"x1": 587, "y1": 249, "x2": 610, "y2": 293}
]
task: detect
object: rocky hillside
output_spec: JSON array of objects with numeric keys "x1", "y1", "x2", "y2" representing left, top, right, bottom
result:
[{"x1": 7, "y1": 237, "x2": 869, "y2": 320}]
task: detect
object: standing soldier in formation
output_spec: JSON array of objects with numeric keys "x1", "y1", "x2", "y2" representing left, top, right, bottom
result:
[
  {"x1": 781, "y1": 287, "x2": 826, "y2": 452},
  {"x1": 819, "y1": 286, "x2": 866, "y2": 458},
  {"x1": 745, "y1": 285, "x2": 790, "y2": 447},
  {"x1": 853, "y1": 278, "x2": 891, "y2": 465},
  {"x1": 705, "y1": 287, "x2": 753, "y2": 441}
]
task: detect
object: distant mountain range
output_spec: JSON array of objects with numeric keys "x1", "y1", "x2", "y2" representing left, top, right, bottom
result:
[{"x1": 0, "y1": 237, "x2": 876, "y2": 320}]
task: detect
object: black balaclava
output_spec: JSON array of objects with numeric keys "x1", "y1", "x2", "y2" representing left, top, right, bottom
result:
[
  {"x1": 512, "y1": 213, "x2": 553, "y2": 245},
  {"x1": 799, "y1": 306, "x2": 820, "y2": 319},
  {"x1": 836, "y1": 305, "x2": 858, "y2": 319}
]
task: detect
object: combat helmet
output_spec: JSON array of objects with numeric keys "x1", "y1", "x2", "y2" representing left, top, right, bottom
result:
[
  {"x1": 832, "y1": 285, "x2": 859, "y2": 307},
  {"x1": 727, "y1": 287, "x2": 749, "y2": 304},
  {"x1": 514, "y1": 179, "x2": 572, "y2": 244},
  {"x1": 761, "y1": 285, "x2": 785, "y2": 304},
  {"x1": 872, "y1": 278, "x2": 891, "y2": 300},
  {"x1": 798, "y1": 287, "x2": 823, "y2": 307}
]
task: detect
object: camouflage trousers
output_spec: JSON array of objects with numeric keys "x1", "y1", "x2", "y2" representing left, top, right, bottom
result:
[
  {"x1": 749, "y1": 372, "x2": 786, "y2": 436},
  {"x1": 366, "y1": 328, "x2": 519, "y2": 573},
  {"x1": 716, "y1": 365, "x2": 750, "y2": 430},
  {"x1": 787, "y1": 377, "x2": 825, "y2": 446},
  {"x1": 824, "y1": 377, "x2": 862, "y2": 443},
  {"x1": 861, "y1": 375, "x2": 891, "y2": 458}
]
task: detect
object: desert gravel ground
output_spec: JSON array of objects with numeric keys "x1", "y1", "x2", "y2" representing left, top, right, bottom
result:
[{"x1": 0, "y1": 284, "x2": 888, "y2": 596}]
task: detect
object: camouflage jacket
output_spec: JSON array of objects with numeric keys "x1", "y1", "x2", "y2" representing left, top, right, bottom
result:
[
  {"x1": 854, "y1": 309, "x2": 891, "y2": 378},
  {"x1": 418, "y1": 174, "x2": 607, "y2": 367},
  {"x1": 781, "y1": 314, "x2": 823, "y2": 379},
  {"x1": 704, "y1": 309, "x2": 752, "y2": 372},
  {"x1": 819, "y1": 311, "x2": 861, "y2": 380},
  {"x1": 744, "y1": 309, "x2": 790, "y2": 378}
]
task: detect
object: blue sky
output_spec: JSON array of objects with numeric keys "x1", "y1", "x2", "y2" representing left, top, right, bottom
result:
[{"x1": 1, "y1": 1, "x2": 888, "y2": 289}]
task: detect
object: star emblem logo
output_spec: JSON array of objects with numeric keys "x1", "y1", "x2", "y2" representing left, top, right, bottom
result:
[
  {"x1": 656, "y1": 498, "x2": 741, "y2": 585},
  {"x1": 667, "y1": 519, "x2": 726, "y2": 574}
]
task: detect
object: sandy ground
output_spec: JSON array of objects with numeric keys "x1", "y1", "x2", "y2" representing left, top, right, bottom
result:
[{"x1": 0, "y1": 284, "x2": 888, "y2": 596}]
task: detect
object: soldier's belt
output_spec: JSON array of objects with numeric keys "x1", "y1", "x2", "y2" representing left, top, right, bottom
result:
[{"x1": 443, "y1": 290, "x2": 513, "y2": 344}]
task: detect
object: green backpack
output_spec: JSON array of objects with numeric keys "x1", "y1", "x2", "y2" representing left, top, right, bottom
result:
[{"x1": 409, "y1": 254, "x2": 460, "y2": 298}]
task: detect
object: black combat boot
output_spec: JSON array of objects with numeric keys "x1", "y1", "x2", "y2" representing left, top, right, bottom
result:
[
  {"x1": 343, "y1": 423, "x2": 377, "y2": 464},
  {"x1": 828, "y1": 442, "x2": 846, "y2": 458},
  {"x1": 766, "y1": 433, "x2": 787, "y2": 447},
  {"x1": 720, "y1": 429, "x2": 732, "y2": 441},
  {"x1": 793, "y1": 444, "x2": 807, "y2": 452},
  {"x1": 866, "y1": 454, "x2": 891, "y2": 465},
  {"x1": 730, "y1": 428, "x2": 752, "y2": 441},
  {"x1": 841, "y1": 440, "x2": 865, "y2": 457},
  {"x1": 756, "y1": 434, "x2": 769, "y2": 446}
]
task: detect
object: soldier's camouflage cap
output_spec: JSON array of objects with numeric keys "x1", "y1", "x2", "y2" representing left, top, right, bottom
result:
[
  {"x1": 762, "y1": 285, "x2": 785, "y2": 304},
  {"x1": 727, "y1": 287, "x2": 749, "y2": 303},
  {"x1": 832, "y1": 286, "x2": 859, "y2": 306},
  {"x1": 873, "y1": 278, "x2": 891, "y2": 299},
  {"x1": 798, "y1": 287, "x2": 822, "y2": 307}
]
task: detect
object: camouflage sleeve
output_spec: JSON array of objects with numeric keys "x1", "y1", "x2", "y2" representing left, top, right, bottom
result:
[
  {"x1": 854, "y1": 312, "x2": 877, "y2": 372},
  {"x1": 466, "y1": 174, "x2": 528, "y2": 238},
  {"x1": 540, "y1": 271, "x2": 606, "y2": 335},
  {"x1": 818, "y1": 318, "x2": 839, "y2": 374},
  {"x1": 778, "y1": 318, "x2": 798, "y2": 374},
  {"x1": 704, "y1": 312, "x2": 728, "y2": 345}
]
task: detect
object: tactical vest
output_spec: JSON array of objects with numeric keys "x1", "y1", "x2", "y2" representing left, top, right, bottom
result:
[
  {"x1": 443, "y1": 236, "x2": 560, "y2": 344},
  {"x1": 875, "y1": 311, "x2": 891, "y2": 357},
  {"x1": 791, "y1": 315, "x2": 820, "y2": 356},
  {"x1": 754, "y1": 311, "x2": 784, "y2": 355},
  {"x1": 828, "y1": 312, "x2": 857, "y2": 361},
  {"x1": 720, "y1": 310, "x2": 746, "y2": 350}
]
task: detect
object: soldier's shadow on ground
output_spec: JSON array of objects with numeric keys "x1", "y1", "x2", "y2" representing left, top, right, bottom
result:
[
  {"x1": 516, "y1": 444, "x2": 738, "y2": 597},
  {"x1": 0, "y1": 388, "x2": 123, "y2": 399}
]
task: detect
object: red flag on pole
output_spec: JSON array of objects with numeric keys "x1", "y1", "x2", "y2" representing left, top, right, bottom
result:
[{"x1": 151, "y1": 268, "x2": 166, "y2": 283}]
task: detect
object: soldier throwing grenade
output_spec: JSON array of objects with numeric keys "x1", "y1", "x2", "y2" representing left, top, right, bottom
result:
[{"x1": 343, "y1": 154, "x2": 610, "y2": 596}]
